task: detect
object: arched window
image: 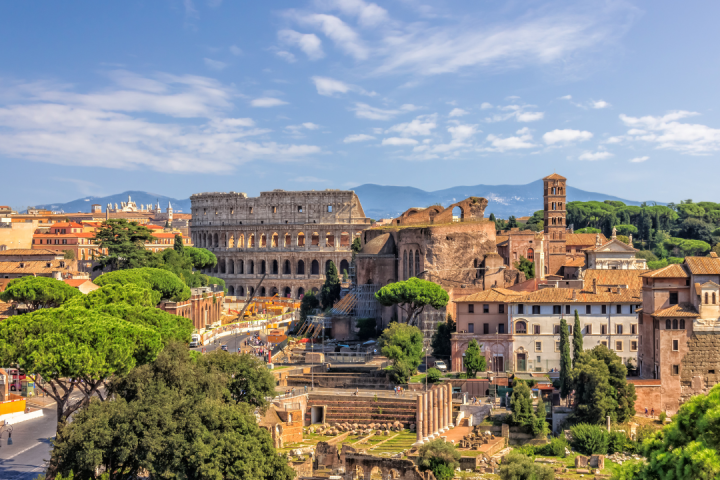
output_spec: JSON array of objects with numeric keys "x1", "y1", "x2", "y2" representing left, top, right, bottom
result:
[
  {"x1": 271, "y1": 233, "x2": 279, "y2": 248},
  {"x1": 249, "y1": 260, "x2": 254, "y2": 274},
  {"x1": 666, "y1": 319, "x2": 671, "y2": 329},
  {"x1": 297, "y1": 233, "x2": 305, "y2": 247},
  {"x1": 673, "y1": 319, "x2": 678, "y2": 329},
  {"x1": 283, "y1": 260, "x2": 291, "y2": 274},
  {"x1": 269, "y1": 286, "x2": 278, "y2": 297},
  {"x1": 260, "y1": 287, "x2": 266, "y2": 297},
  {"x1": 408, "y1": 249, "x2": 414, "y2": 277},
  {"x1": 705, "y1": 292, "x2": 709, "y2": 304},
  {"x1": 284, "y1": 233, "x2": 291, "y2": 247},
  {"x1": 311, "y1": 259, "x2": 319, "y2": 275},
  {"x1": 339, "y1": 259, "x2": 349, "y2": 275},
  {"x1": 228, "y1": 285, "x2": 235, "y2": 296},
  {"x1": 403, "y1": 250, "x2": 408, "y2": 280},
  {"x1": 680, "y1": 319, "x2": 685, "y2": 329},
  {"x1": 260, "y1": 234, "x2": 267, "y2": 248},
  {"x1": 238, "y1": 259, "x2": 244, "y2": 274},
  {"x1": 415, "y1": 251, "x2": 420, "y2": 277},
  {"x1": 260, "y1": 260, "x2": 266, "y2": 274},
  {"x1": 284, "y1": 287, "x2": 291, "y2": 298},
  {"x1": 515, "y1": 321, "x2": 527, "y2": 334},
  {"x1": 297, "y1": 260, "x2": 305, "y2": 275},
  {"x1": 220, "y1": 261, "x2": 226, "y2": 274},
  {"x1": 527, "y1": 248, "x2": 534, "y2": 261},
  {"x1": 213, "y1": 233, "x2": 219, "y2": 247},
  {"x1": 714, "y1": 293, "x2": 717, "y2": 304},
  {"x1": 272, "y1": 260, "x2": 278, "y2": 275},
  {"x1": 297, "y1": 287, "x2": 305, "y2": 298},
  {"x1": 228, "y1": 259, "x2": 234, "y2": 274}
]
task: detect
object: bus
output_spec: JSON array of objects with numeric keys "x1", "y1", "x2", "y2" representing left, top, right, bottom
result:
[{"x1": 5, "y1": 368, "x2": 26, "y2": 391}]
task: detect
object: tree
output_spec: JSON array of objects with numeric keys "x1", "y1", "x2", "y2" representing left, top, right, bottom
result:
[
  {"x1": 572, "y1": 310, "x2": 583, "y2": 367},
  {"x1": 356, "y1": 317, "x2": 377, "y2": 341},
  {"x1": 379, "y1": 322, "x2": 424, "y2": 383},
  {"x1": 559, "y1": 318, "x2": 572, "y2": 401},
  {"x1": 570, "y1": 345, "x2": 636, "y2": 424},
  {"x1": 321, "y1": 260, "x2": 341, "y2": 308},
  {"x1": 185, "y1": 247, "x2": 218, "y2": 270},
  {"x1": 201, "y1": 349, "x2": 277, "y2": 408},
  {"x1": 426, "y1": 367, "x2": 442, "y2": 384},
  {"x1": 173, "y1": 233, "x2": 184, "y2": 254},
  {"x1": 375, "y1": 278, "x2": 449, "y2": 326},
  {"x1": 0, "y1": 307, "x2": 162, "y2": 435},
  {"x1": 534, "y1": 396, "x2": 550, "y2": 437},
  {"x1": 464, "y1": 339, "x2": 486, "y2": 378},
  {"x1": 507, "y1": 216, "x2": 519, "y2": 229},
  {"x1": 514, "y1": 256, "x2": 534, "y2": 279},
  {"x1": 63, "y1": 249, "x2": 75, "y2": 260},
  {"x1": 0, "y1": 276, "x2": 81, "y2": 311},
  {"x1": 510, "y1": 382, "x2": 536, "y2": 431},
  {"x1": 431, "y1": 314, "x2": 456, "y2": 361},
  {"x1": 418, "y1": 439, "x2": 461, "y2": 480},
  {"x1": 351, "y1": 237, "x2": 362, "y2": 260},
  {"x1": 489, "y1": 213, "x2": 496, "y2": 222},
  {"x1": 612, "y1": 383, "x2": 720, "y2": 480},
  {"x1": 93, "y1": 219, "x2": 154, "y2": 270},
  {"x1": 499, "y1": 452, "x2": 555, "y2": 480},
  {"x1": 298, "y1": 290, "x2": 320, "y2": 333},
  {"x1": 49, "y1": 343, "x2": 295, "y2": 480},
  {"x1": 94, "y1": 267, "x2": 191, "y2": 302}
]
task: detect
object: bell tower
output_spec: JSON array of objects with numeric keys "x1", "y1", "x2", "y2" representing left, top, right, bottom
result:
[{"x1": 543, "y1": 173, "x2": 567, "y2": 276}]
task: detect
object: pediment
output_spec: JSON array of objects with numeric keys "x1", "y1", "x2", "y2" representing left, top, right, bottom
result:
[{"x1": 596, "y1": 239, "x2": 636, "y2": 252}]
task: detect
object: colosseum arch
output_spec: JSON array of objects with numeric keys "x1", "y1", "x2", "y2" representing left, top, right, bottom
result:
[
  {"x1": 249, "y1": 260, "x2": 255, "y2": 274},
  {"x1": 284, "y1": 233, "x2": 291, "y2": 247},
  {"x1": 297, "y1": 232, "x2": 305, "y2": 247},
  {"x1": 228, "y1": 234, "x2": 234, "y2": 248},
  {"x1": 283, "y1": 259, "x2": 291, "y2": 275},
  {"x1": 228, "y1": 285, "x2": 235, "y2": 295},
  {"x1": 260, "y1": 260, "x2": 267, "y2": 274},
  {"x1": 238, "y1": 259, "x2": 244, "y2": 274},
  {"x1": 260, "y1": 234, "x2": 267, "y2": 247},
  {"x1": 298, "y1": 287, "x2": 305, "y2": 297},
  {"x1": 220, "y1": 261, "x2": 226, "y2": 274},
  {"x1": 260, "y1": 286, "x2": 266, "y2": 296},
  {"x1": 248, "y1": 234, "x2": 255, "y2": 248},
  {"x1": 247, "y1": 286, "x2": 254, "y2": 296},
  {"x1": 237, "y1": 233, "x2": 244, "y2": 248},
  {"x1": 271, "y1": 232, "x2": 279, "y2": 248},
  {"x1": 227, "y1": 259, "x2": 234, "y2": 274},
  {"x1": 213, "y1": 233, "x2": 219, "y2": 248},
  {"x1": 272, "y1": 260, "x2": 279, "y2": 275},
  {"x1": 269, "y1": 286, "x2": 278, "y2": 297},
  {"x1": 311, "y1": 259, "x2": 320, "y2": 275},
  {"x1": 237, "y1": 286, "x2": 245, "y2": 296},
  {"x1": 325, "y1": 232, "x2": 334, "y2": 247},
  {"x1": 311, "y1": 232, "x2": 320, "y2": 246},
  {"x1": 339, "y1": 259, "x2": 349, "y2": 275},
  {"x1": 297, "y1": 259, "x2": 305, "y2": 275},
  {"x1": 340, "y1": 232, "x2": 350, "y2": 247},
  {"x1": 283, "y1": 286, "x2": 291, "y2": 298}
]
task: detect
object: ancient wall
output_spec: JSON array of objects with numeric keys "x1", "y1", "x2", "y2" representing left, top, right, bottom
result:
[
  {"x1": 393, "y1": 197, "x2": 488, "y2": 226},
  {"x1": 628, "y1": 380, "x2": 662, "y2": 414},
  {"x1": 0, "y1": 222, "x2": 38, "y2": 250},
  {"x1": 190, "y1": 190, "x2": 371, "y2": 299},
  {"x1": 680, "y1": 331, "x2": 720, "y2": 402}
]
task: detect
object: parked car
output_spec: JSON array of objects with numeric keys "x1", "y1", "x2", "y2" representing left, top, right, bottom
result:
[
  {"x1": 220, "y1": 345, "x2": 228, "y2": 351},
  {"x1": 434, "y1": 360, "x2": 448, "y2": 372}
]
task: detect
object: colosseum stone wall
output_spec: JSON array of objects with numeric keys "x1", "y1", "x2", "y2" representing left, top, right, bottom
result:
[{"x1": 190, "y1": 189, "x2": 371, "y2": 298}]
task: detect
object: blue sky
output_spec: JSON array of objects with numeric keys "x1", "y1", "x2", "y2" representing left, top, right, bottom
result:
[{"x1": 1, "y1": 1, "x2": 719, "y2": 209}]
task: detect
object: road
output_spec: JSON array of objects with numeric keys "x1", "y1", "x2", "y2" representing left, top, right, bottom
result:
[{"x1": 191, "y1": 329, "x2": 268, "y2": 355}]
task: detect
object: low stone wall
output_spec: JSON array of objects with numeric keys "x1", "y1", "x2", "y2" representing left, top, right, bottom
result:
[
  {"x1": 306, "y1": 393, "x2": 417, "y2": 426},
  {"x1": 286, "y1": 372, "x2": 391, "y2": 389},
  {"x1": 458, "y1": 404, "x2": 492, "y2": 426}
]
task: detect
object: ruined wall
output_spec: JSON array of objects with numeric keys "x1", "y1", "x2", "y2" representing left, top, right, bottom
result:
[
  {"x1": 680, "y1": 331, "x2": 720, "y2": 402},
  {"x1": 393, "y1": 197, "x2": 488, "y2": 226}
]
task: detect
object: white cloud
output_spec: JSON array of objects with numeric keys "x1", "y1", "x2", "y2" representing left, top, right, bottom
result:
[
  {"x1": 578, "y1": 151, "x2": 613, "y2": 161},
  {"x1": 0, "y1": 73, "x2": 320, "y2": 173},
  {"x1": 629, "y1": 156, "x2": 649, "y2": 163},
  {"x1": 516, "y1": 111, "x2": 544, "y2": 122},
  {"x1": 275, "y1": 51, "x2": 297, "y2": 63},
  {"x1": 386, "y1": 114, "x2": 437, "y2": 136},
  {"x1": 448, "y1": 108, "x2": 468, "y2": 117},
  {"x1": 480, "y1": 102, "x2": 493, "y2": 109},
  {"x1": 619, "y1": 111, "x2": 720, "y2": 155},
  {"x1": 486, "y1": 103, "x2": 544, "y2": 123},
  {"x1": 559, "y1": 95, "x2": 572, "y2": 100},
  {"x1": 311, "y1": 76, "x2": 375, "y2": 96},
  {"x1": 542, "y1": 129, "x2": 593, "y2": 144},
  {"x1": 314, "y1": 0, "x2": 389, "y2": 27},
  {"x1": 250, "y1": 97, "x2": 288, "y2": 107},
  {"x1": 592, "y1": 99, "x2": 610, "y2": 109},
  {"x1": 382, "y1": 137, "x2": 418, "y2": 146},
  {"x1": 297, "y1": 14, "x2": 368, "y2": 60},
  {"x1": 229, "y1": 45, "x2": 243, "y2": 56},
  {"x1": 285, "y1": 122, "x2": 320, "y2": 135},
  {"x1": 278, "y1": 29, "x2": 325, "y2": 60},
  {"x1": 343, "y1": 133, "x2": 375, "y2": 143},
  {"x1": 485, "y1": 127, "x2": 536, "y2": 152},
  {"x1": 352, "y1": 102, "x2": 413, "y2": 120},
  {"x1": 204, "y1": 58, "x2": 228, "y2": 71}
]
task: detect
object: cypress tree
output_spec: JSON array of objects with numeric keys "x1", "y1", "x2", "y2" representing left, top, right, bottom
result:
[
  {"x1": 173, "y1": 234, "x2": 184, "y2": 254},
  {"x1": 572, "y1": 310, "x2": 583, "y2": 367},
  {"x1": 559, "y1": 318, "x2": 572, "y2": 401},
  {"x1": 321, "y1": 261, "x2": 341, "y2": 309}
]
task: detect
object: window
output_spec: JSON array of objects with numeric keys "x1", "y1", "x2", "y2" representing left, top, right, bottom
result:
[
  {"x1": 499, "y1": 324, "x2": 505, "y2": 334},
  {"x1": 555, "y1": 341, "x2": 560, "y2": 352},
  {"x1": 468, "y1": 323, "x2": 474, "y2": 333},
  {"x1": 249, "y1": 207, "x2": 254, "y2": 214},
  {"x1": 483, "y1": 323, "x2": 489, "y2": 334},
  {"x1": 714, "y1": 293, "x2": 717, "y2": 304},
  {"x1": 601, "y1": 340, "x2": 608, "y2": 347},
  {"x1": 680, "y1": 319, "x2": 686, "y2": 329},
  {"x1": 616, "y1": 324, "x2": 624, "y2": 334},
  {"x1": 533, "y1": 325, "x2": 541, "y2": 335},
  {"x1": 554, "y1": 325, "x2": 560, "y2": 335},
  {"x1": 483, "y1": 304, "x2": 489, "y2": 314},
  {"x1": 617, "y1": 305, "x2": 622, "y2": 314},
  {"x1": 532, "y1": 305, "x2": 541, "y2": 314},
  {"x1": 672, "y1": 339, "x2": 679, "y2": 351},
  {"x1": 587, "y1": 324, "x2": 593, "y2": 334},
  {"x1": 568, "y1": 325, "x2": 573, "y2": 335},
  {"x1": 615, "y1": 341, "x2": 623, "y2": 351},
  {"x1": 672, "y1": 319, "x2": 678, "y2": 329},
  {"x1": 672, "y1": 365, "x2": 680, "y2": 376},
  {"x1": 298, "y1": 206, "x2": 303, "y2": 212},
  {"x1": 535, "y1": 342, "x2": 542, "y2": 352},
  {"x1": 553, "y1": 305, "x2": 561, "y2": 314},
  {"x1": 327, "y1": 205, "x2": 333, "y2": 212},
  {"x1": 586, "y1": 305, "x2": 591, "y2": 314},
  {"x1": 666, "y1": 319, "x2": 671, "y2": 329},
  {"x1": 601, "y1": 305, "x2": 607, "y2": 314},
  {"x1": 468, "y1": 304, "x2": 474, "y2": 313},
  {"x1": 566, "y1": 305, "x2": 571, "y2": 315},
  {"x1": 601, "y1": 325, "x2": 607, "y2": 335},
  {"x1": 499, "y1": 304, "x2": 505, "y2": 314},
  {"x1": 515, "y1": 321, "x2": 527, "y2": 334},
  {"x1": 518, "y1": 305, "x2": 524, "y2": 314},
  {"x1": 669, "y1": 292, "x2": 678, "y2": 305},
  {"x1": 631, "y1": 324, "x2": 637, "y2": 335},
  {"x1": 631, "y1": 341, "x2": 638, "y2": 351},
  {"x1": 705, "y1": 292, "x2": 709, "y2": 304}
]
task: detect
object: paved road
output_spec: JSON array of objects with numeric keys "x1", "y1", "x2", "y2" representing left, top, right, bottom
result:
[
  {"x1": 0, "y1": 406, "x2": 57, "y2": 480},
  {"x1": 191, "y1": 330, "x2": 268, "y2": 355}
]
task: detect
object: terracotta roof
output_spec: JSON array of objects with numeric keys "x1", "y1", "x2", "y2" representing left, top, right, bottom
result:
[
  {"x1": 564, "y1": 258, "x2": 586, "y2": 268},
  {"x1": 506, "y1": 287, "x2": 642, "y2": 304},
  {"x1": 566, "y1": 233, "x2": 607, "y2": 246},
  {"x1": 640, "y1": 264, "x2": 689, "y2": 278},
  {"x1": 0, "y1": 278, "x2": 12, "y2": 292},
  {"x1": 63, "y1": 279, "x2": 92, "y2": 287},
  {"x1": 583, "y1": 269, "x2": 647, "y2": 290},
  {"x1": 543, "y1": 173, "x2": 566, "y2": 180},
  {"x1": 50, "y1": 222, "x2": 83, "y2": 228},
  {"x1": 0, "y1": 260, "x2": 71, "y2": 275},
  {"x1": 685, "y1": 256, "x2": 720, "y2": 275},
  {"x1": 651, "y1": 303, "x2": 699, "y2": 318},
  {"x1": 496, "y1": 235, "x2": 509, "y2": 245},
  {"x1": 146, "y1": 225, "x2": 164, "y2": 229},
  {"x1": 0, "y1": 249, "x2": 61, "y2": 256},
  {"x1": 455, "y1": 288, "x2": 526, "y2": 303}
]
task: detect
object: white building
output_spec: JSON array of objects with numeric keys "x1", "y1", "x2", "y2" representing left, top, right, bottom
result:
[{"x1": 584, "y1": 230, "x2": 647, "y2": 271}]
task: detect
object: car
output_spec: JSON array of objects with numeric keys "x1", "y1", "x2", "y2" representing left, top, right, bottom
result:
[
  {"x1": 189, "y1": 341, "x2": 199, "y2": 348},
  {"x1": 220, "y1": 345, "x2": 228, "y2": 351},
  {"x1": 434, "y1": 360, "x2": 447, "y2": 372}
]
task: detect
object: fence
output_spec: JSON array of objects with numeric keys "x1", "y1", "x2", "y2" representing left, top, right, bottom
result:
[{"x1": 324, "y1": 352, "x2": 374, "y2": 364}]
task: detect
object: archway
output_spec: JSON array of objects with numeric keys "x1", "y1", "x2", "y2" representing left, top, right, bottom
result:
[
  {"x1": 339, "y1": 259, "x2": 349, "y2": 276},
  {"x1": 272, "y1": 259, "x2": 279, "y2": 275},
  {"x1": 271, "y1": 233, "x2": 279, "y2": 248},
  {"x1": 228, "y1": 259, "x2": 234, "y2": 274},
  {"x1": 284, "y1": 287, "x2": 291, "y2": 298},
  {"x1": 284, "y1": 233, "x2": 291, "y2": 247},
  {"x1": 248, "y1": 286, "x2": 254, "y2": 296},
  {"x1": 213, "y1": 233, "x2": 219, "y2": 247},
  {"x1": 297, "y1": 287, "x2": 305, "y2": 298},
  {"x1": 297, "y1": 233, "x2": 305, "y2": 247},
  {"x1": 283, "y1": 260, "x2": 291, "y2": 274},
  {"x1": 248, "y1": 234, "x2": 255, "y2": 248},
  {"x1": 311, "y1": 232, "x2": 320, "y2": 246},
  {"x1": 220, "y1": 261, "x2": 226, "y2": 274},
  {"x1": 238, "y1": 259, "x2": 244, "y2": 274},
  {"x1": 260, "y1": 234, "x2": 267, "y2": 247},
  {"x1": 311, "y1": 259, "x2": 319, "y2": 275},
  {"x1": 260, "y1": 286, "x2": 266, "y2": 297},
  {"x1": 238, "y1": 233, "x2": 244, "y2": 248},
  {"x1": 237, "y1": 286, "x2": 245, "y2": 296},
  {"x1": 325, "y1": 233, "x2": 334, "y2": 247},
  {"x1": 228, "y1": 285, "x2": 235, "y2": 295},
  {"x1": 269, "y1": 286, "x2": 278, "y2": 297},
  {"x1": 297, "y1": 259, "x2": 305, "y2": 275},
  {"x1": 340, "y1": 232, "x2": 350, "y2": 247},
  {"x1": 260, "y1": 260, "x2": 266, "y2": 274},
  {"x1": 249, "y1": 260, "x2": 255, "y2": 274},
  {"x1": 228, "y1": 235, "x2": 234, "y2": 248},
  {"x1": 452, "y1": 206, "x2": 464, "y2": 222}
]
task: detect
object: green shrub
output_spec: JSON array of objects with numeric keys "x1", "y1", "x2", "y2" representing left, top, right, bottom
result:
[
  {"x1": 427, "y1": 367, "x2": 442, "y2": 384},
  {"x1": 499, "y1": 452, "x2": 554, "y2": 480},
  {"x1": 658, "y1": 411, "x2": 667, "y2": 423},
  {"x1": 608, "y1": 430, "x2": 628, "y2": 454},
  {"x1": 570, "y1": 423, "x2": 608, "y2": 455},
  {"x1": 535, "y1": 437, "x2": 569, "y2": 457}
]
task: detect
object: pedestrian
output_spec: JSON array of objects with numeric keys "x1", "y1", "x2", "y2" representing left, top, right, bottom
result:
[
  {"x1": 651, "y1": 407, "x2": 655, "y2": 418},
  {"x1": 644, "y1": 407, "x2": 648, "y2": 417}
]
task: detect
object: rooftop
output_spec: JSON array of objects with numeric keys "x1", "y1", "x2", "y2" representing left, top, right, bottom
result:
[
  {"x1": 455, "y1": 287, "x2": 525, "y2": 303},
  {"x1": 651, "y1": 303, "x2": 699, "y2": 318},
  {"x1": 685, "y1": 256, "x2": 720, "y2": 275},
  {"x1": 640, "y1": 264, "x2": 689, "y2": 278}
]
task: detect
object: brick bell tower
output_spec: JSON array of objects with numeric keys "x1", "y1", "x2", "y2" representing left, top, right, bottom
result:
[{"x1": 543, "y1": 173, "x2": 568, "y2": 276}]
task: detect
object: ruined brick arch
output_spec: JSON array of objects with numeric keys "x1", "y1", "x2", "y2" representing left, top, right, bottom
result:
[{"x1": 343, "y1": 453, "x2": 432, "y2": 480}]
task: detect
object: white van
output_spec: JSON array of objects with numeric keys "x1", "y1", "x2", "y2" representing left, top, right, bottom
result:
[{"x1": 189, "y1": 334, "x2": 201, "y2": 348}]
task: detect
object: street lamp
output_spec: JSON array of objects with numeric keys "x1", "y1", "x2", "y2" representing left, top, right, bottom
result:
[{"x1": 0, "y1": 424, "x2": 13, "y2": 447}]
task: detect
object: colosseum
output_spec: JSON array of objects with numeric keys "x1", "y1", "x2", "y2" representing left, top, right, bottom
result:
[{"x1": 190, "y1": 189, "x2": 371, "y2": 298}]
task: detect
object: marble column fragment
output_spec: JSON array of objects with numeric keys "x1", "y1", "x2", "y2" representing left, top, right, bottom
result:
[{"x1": 415, "y1": 394, "x2": 424, "y2": 445}]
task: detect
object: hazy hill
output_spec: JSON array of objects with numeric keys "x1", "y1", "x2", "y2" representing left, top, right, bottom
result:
[{"x1": 33, "y1": 191, "x2": 192, "y2": 214}]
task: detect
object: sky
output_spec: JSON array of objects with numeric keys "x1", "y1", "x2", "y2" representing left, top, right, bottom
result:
[{"x1": 1, "y1": 0, "x2": 719, "y2": 209}]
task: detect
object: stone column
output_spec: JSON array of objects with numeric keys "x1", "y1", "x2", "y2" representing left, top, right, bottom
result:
[
  {"x1": 433, "y1": 387, "x2": 439, "y2": 437},
  {"x1": 426, "y1": 390, "x2": 433, "y2": 439},
  {"x1": 414, "y1": 394, "x2": 424, "y2": 445},
  {"x1": 447, "y1": 382, "x2": 454, "y2": 428},
  {"x1": 422, "y1": 392, "x2": 429, "y2": 442},
  {"x1": 440, "y1": 386, "x2": 447, "y2": 433}
]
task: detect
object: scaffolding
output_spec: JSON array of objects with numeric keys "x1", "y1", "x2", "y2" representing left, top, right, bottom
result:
[
  {"x1": 355, "y1": 284, "x2": 381, "y2": 319},
  {"x1": 419, "y1": 307, "x2": 447, "y2": 349}
]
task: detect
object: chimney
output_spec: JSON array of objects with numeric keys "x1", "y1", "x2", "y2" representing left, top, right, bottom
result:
[
  {"x1": 572, "y1": 289, "x2": 577, "y2": 300},
  {"x1": 592, "y1": 278, "x2": 597, "y2": 294},
  {"x1": 53, "y1": 270, "x2": 62, "y2": 281}
]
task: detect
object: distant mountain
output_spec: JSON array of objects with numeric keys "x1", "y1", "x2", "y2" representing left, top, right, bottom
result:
[
  {"x1": 32, "y1": 191, "x2": 192, "y2": 214},
  {"x1": 351, "y1": 180, "x2": 653, "y2": 220},
  {"x1": 32, "y1": 180, "x2": 654, "y2": 220}
]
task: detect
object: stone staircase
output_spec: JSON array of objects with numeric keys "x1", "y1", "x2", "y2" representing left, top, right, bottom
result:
[{"x1": 306, "y1": 394, "x2": 418, "y2": 427}]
